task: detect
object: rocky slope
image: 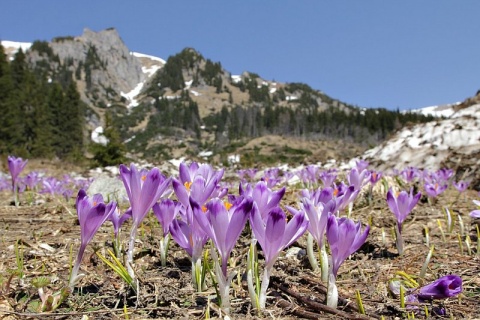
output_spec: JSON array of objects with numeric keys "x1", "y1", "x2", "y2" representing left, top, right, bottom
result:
[{"x1": 364, "y1": 96, "x2": 480, "y2": 189}]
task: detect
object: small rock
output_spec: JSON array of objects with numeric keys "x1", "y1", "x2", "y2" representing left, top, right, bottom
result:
[{"x1": 87, "y1": 175, "x2": 128, "y2": 203}]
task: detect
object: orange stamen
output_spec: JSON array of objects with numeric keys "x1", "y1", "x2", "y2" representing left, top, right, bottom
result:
[
  {"x1": 202, "y1": 206, "x2": 207, "y2": 213},
  {"x1": 224, "y1": 202, "x2": 233, "y2": 210},
  {"x1": 141, "y1": 175, "x2": 146, "y2": 182},
  {"x1": 184, "y1": 181, "x2": 192, "y2": 192}
]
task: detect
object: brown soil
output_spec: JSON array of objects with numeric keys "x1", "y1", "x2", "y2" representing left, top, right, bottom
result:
[{"x1": 0, "y1": 164, "x2": 479, "y2": 319}]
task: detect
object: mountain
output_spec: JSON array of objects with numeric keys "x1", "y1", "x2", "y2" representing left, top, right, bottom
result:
[{"x1": 1, "y1": 28, "x2": 436, "y2": 165}]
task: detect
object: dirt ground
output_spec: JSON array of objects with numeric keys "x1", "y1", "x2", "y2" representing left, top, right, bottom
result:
[{"x1": 0, "y1": 163, "x2": 479, "y2": 319}]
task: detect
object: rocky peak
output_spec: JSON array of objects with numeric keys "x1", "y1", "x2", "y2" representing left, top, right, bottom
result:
[{"x1": 43, "y1": 28, "x2": 145, "y2": 106}]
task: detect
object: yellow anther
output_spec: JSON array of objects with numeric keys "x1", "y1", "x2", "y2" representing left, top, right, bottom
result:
[
  {"x1": 224, "y1": 202, "x2": 233, "y2": 211},
  {"x1": 202, "y1": 206, "x2": 207, "y2": 213},
  {"x1": 141, "y1": 175, "x2": 146, "y2": 182},
  {"x1": 184, "y1": 181, "x2": 192, "y2": 191}
]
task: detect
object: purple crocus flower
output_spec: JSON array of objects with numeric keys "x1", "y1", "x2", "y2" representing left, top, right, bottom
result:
[
  {"x1": 292, "y1": 197, "x2": 335, "y2": 249},
  {"x1": 152, "y1": 199, "x2": 181, "y2": 238},
  {"x1": 369, "y1": 170, "x2": 382, "y2": 186},
  {"x1": 7, "y1": 155, "x2": 28, "y2": 187},
  {"x1": 401, "y1": 167, "x2": 419, "y2": 184},
  {"x1": 240, "y1": 181, "x2": 285, "y2": 221},
  {"x1": 326, "y1": 215, "x2": 370, "y2": 277},
  {"x1": 334, "y1": 184, "x2": 360, "y2": 214},
  {"x1": 250, "y1": 206, "x2": 308, "y2": 270},
  {"x1": 169, "y1": 206, "x2": 209, "y2": 259},
  {"x1": 119, "y1": 164, "x2": 171, "y2": 226},
  {"x1": 249, "y1": 205, "x2": 308, "y2": 310},
  {"x1": 355, "y1": 159, "x2": 369, "y2": 172},
  {"x1": 453, "y1": 180, "x2": 470, "y2": 193},
  {"x1": 319, "y1": 169, "x2": 337, "y2": 187},
  {"x1": 237, "y1": 168, "x2": 257, "y2": 183},
  {"x1": 424, "y1": 182, "x2": 448, "y2": 198},
  {"x1": 119, "y1": 163, "x2": 171, "y2": 279},
  {"x1": 347, "y1": 167, "x2": 371, "y2": 191},
  {"x1": 173, "y1": 162, "x2": 224, "y2": 208},
  {"x1": 386, "y1": 188, "x2": 421, "y2": 232},
  {"x1": 193, "y1": 197, "x2": 253, "y2": 276},
  {"x1": 406, "y1": 275, "x2": 462, "y2": 304},
  {"x1": 300, "y1": 186, "x2": 334, "y2": 206},
  {"x1": 109, "y1": 207, "x2": 132, "y2": 238},
  {"x1": 386, "y1": 188, "x2": 421, "y2": 255},
  {"x1": 8, "y1": 156, "x2": 28, "y2": 206},
  {"x1": 24, "y1": 171, "x2": 40, "y2": 191},
  {"x1": 70, "y1": 189, "x2": 116, "y2": 287},
  {"x1": 436, "y1": 168, "x2": 454, "y2": 181}
]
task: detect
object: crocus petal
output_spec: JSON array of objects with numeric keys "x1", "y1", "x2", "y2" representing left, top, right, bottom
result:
[
  {"x1": 417, "y1": 275, "x2": 462, "y2": 301},
  {"x1": 169, "y1": 219, "x2": 193, "y2": 257},
  {"x1": 282, "y1": 209, "x2": 308, "y2": 249}
]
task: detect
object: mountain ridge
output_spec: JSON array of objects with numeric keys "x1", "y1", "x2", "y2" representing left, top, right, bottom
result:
[{"x1": 0, "y1": 28, "x2": 438, "y2": 165}]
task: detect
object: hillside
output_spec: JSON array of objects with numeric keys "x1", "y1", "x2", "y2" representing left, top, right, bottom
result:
[
  {"x1": 1, "y1": 28, "x2": 436, "y2": 165},
  {"x1": 364, "y1": 95, "x2": 480, "y2": 189}
]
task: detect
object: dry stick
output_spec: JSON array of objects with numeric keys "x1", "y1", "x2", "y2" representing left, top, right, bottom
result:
[
  {"x1": 271, "y1": 281, "x2": 374, "y2": 320},
  {"x1": 270, "y1": 291, "x2": 321, "y2": 320}
]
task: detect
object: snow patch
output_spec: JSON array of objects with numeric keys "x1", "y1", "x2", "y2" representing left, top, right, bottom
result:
[
  {"x1": 91, "y1": 126, "x2": 108, "y2": 145},
  {"x1": 132, "y1": 52, "x2": 166, "y2": 64},
  {"x1": 231, "y1": 75, "x2": 242, "y2": 83},
  {"x1": 121, "y1": 82, "x2": 144, "y2": 108}
]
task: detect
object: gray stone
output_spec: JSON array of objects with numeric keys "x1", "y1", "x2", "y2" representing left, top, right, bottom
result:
[{"x1": 87, "y1": 175, "x2": 129, "y2": 204}]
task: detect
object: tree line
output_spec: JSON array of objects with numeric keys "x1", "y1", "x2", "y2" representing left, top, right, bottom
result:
[{"x1": 0, "y1": 44, "x2": 85, "y2": 160}]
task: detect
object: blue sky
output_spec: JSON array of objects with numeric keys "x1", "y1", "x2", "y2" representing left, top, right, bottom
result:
[{"x1": 1, "y1": 1, "x2": 479, "y2": 110}]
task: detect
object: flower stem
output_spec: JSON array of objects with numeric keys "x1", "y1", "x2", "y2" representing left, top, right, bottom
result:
[
  {"x1": 306, "y1": 233, "x2": 319, "y2": 272},
  {"x1": 319, "y1": 242, "x2": 329, "y2": 283},
  {"x1": 159, "y1": 234, "x2": 170, "y2": 267},
  {"x1": 327, "y1": 272, "x2": 338, "y2": 308},
  {"x1": 395, "y1": 223, "x2": 404, "y2": 255},
  {"x1": 127, "y1": 224, "x2": 138, "y2": 280},
  {"x1": 69, "y1": 244, "x2": 86, "y2": 288},
  {"x1": 259, "y1": 265, "x2": 273, "y2": 310}
]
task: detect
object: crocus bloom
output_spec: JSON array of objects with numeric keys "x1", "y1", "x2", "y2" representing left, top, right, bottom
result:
[
  {"x1": 249, "y1": 205, "x2": 308, "y2": 309},
  {"x1": 406, "y1": 275, "x2": 462, "y2": 304},
  {"x1": 348, "y1": 167, "x2": 371, "y2": 191},
  {"x1": 173, "y1": 162, "x2": 224, "y2": 208},
  {"x1": 109, "y1": 207, "x2": 132, "y2": 238},
  {"x1": 169, "y1": 207, "x2": 209, "y2": 259},
  {"x1": 401, "y1": 167, "x2": 419, "y2": 183},
  {"x1": 319, "y1": 169, "x2": 337, "y2": 187},
  {"x1": 293, "y1": 197, "x2": 335, "y2": 249},
  {"x1": 424, "y1": 183, "x2": 448, "y2": 198},
  {"x1": 119, "y1": 163, "x2": 171, "y2": 279},
  {"x1": 250, "y1": 206, "x2": 308, "y2": 270},
  {"x1": 169, "y1": 204, "x2": 210, "y2": 292},
  {"x1": 326, "y1": 215, "x2": 370, "y2": 277},
  {"x1": 369, "y1": 170, "x2": 382, "y2": 186},
  {"x1": 70, "y1": 189, "x2": 116, "y2": 287},
  {"x1": 193, "y1": 197, "x2": 252, "y2": 276},
  {"x1": 192, "y1": 197, "x2": 252, "y2": 313},
  {"x1": 153, "y1": 199, "x2": 181, "y2": 238},
  {"x1": 8, "y1": 155, "x2": 28, "y2": 187},
  {"x1": 386, "y1": 188, "x2": 421, "y2": 231},
  {"x1": 453, "y1": 180, "x2": 470, "y2": 193},
  {"x1": 289, "y1": 196, "x2": 336, "y2": 280},
  {"x1": 355, "y1": 159, "x2": 369, "y2": 172},
  {"x1": 240, "y1": 181, "x2": 285, "y2": 221},
  {"x1": 8, "y1": 156, "x2": 28, "y2": 206},
  {"x1": 119, "y1": 164, "x2": 171, "y2": 225}
]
